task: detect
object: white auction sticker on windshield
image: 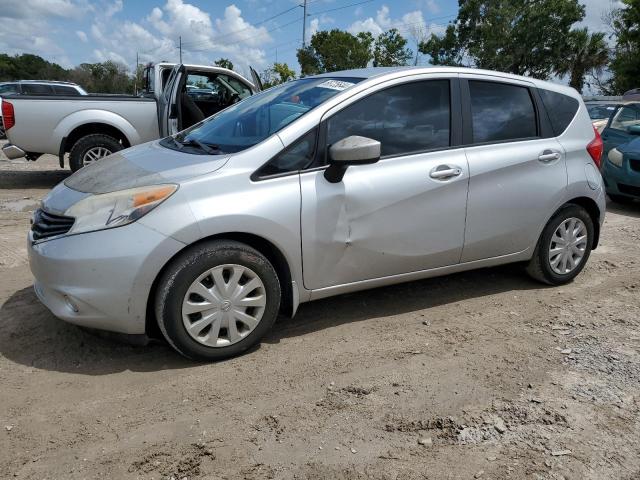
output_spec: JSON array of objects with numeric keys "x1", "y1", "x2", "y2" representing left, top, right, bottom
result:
[{"x1": 317, "y1": 80, "x2": 355, "y2": 91}]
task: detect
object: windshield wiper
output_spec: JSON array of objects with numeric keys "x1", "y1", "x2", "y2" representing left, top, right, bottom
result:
[
  {"x1": 181, "y1": 138, "x2": 220, "y2": 155},
  {"x1": 167, "y1": 136, "x2": 184, "y2": 150}
]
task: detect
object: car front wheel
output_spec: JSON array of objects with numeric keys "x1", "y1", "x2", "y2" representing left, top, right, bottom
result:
[
  {"x1": 155, "y1": 240, "x2": 281, "y2": 361},
  {"x1": 526, "y1": 204, "x2": 594, "y2": 285}
]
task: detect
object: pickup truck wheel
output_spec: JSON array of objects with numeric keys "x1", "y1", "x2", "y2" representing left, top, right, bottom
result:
[{"x1": 69, "y1": 134, "x2": 123, "y2": 172}]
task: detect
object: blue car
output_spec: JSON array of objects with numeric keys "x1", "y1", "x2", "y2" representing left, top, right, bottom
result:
[{"x1": 601, "y1": 102, "x2": 640, "y2": 203}]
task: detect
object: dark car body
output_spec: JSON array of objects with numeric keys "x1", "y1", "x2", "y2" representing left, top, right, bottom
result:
[{"x1": 601, "y1": 102, "x2": 640, "y2": 202}]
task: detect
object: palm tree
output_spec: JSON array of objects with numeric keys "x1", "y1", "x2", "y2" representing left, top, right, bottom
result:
[{"x1": 559, "y1": 28, "x2": 609, "y2": 94}]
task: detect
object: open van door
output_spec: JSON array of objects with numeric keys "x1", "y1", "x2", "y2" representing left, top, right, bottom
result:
[
  {"x1": 158, "y1": 64, "x2": 185, "y2": 137},
  {"x1": 249, "y1": 66, "x2": 263, "y2": 92}
]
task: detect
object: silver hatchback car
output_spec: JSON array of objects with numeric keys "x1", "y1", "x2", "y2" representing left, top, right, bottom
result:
[{"x1": 29, "y1": 67, "x2": 606, "y2": 361}]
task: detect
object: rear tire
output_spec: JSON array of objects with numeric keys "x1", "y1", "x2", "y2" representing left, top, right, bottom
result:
[
  {"x1": 526, "y1": 204, "x2": 594, "y2": 285},
  {"x1": 69, "y1": 134, "x2": 122, "y2": 172},
  {"x1": 155, "y1": 240, "x2": 281, "y2": 361}
]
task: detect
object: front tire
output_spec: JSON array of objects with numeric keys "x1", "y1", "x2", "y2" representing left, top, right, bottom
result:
[
  {"x1": 526, "y1": 204, "x2": 594, "y2": 285},
  {"x1": 155, "y1": 240, "x2": 281, "y2": 361},
  {"x1": 69, "y1": 134, "x2": 123, "y2": 172}
]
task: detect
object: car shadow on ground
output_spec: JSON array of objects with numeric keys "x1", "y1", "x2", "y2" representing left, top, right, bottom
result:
[
  {"x1": 0, "y1": 263, "x2": 544, "y2": 375},
  {"x1": 0, "y1": 168, "x2": 70, "y2": 190},
  {"x1": 606, "y1": 198, "x2": 640, "y2": 218},
  {"x1": 266, "y1": 264, "x2": 543, "y2": 344}
]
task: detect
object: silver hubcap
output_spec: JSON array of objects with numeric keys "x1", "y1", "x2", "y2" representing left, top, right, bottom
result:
[
  {"x1": 549, "y1": 217, "x2": 588, "y2": 275},
  {"x1": 82, "y1": 146, "x2": 111, "y2": 165},
  {"x1": 182, "y1": 264, "x2": 266, "y2": 348}
]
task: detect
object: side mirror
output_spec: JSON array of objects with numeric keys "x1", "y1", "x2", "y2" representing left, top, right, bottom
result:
[
  {"x1": 627, "y1": 125, "x2": 640, "y2": 136},
  {"x1": 324, "y1": 135, "x2": 381, "y2": 183}
]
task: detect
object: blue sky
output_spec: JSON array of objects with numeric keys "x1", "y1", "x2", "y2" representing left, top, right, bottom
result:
[{"x1": 0, "y1": 0, "x2": 617, "y2": 78}]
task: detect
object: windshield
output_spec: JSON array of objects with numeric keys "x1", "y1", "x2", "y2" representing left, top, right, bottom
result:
[
  {"x1": 161, "y1": 77, "x2": 362, "y2": 155},
  {"x1": 587, "y1": 104, "x2": 617, "y2": 120}
]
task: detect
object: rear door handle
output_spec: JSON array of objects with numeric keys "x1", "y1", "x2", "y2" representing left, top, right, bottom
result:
[
  {"x1": 538, "y1": 150, "x2": 561, "y2": 163},
  {"x1": 430, "y1": 165, "x2": 462, "y2": 180}
]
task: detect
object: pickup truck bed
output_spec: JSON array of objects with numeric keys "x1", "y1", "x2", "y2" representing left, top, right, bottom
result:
[{"x1": 5, "y1": 95, "x2": 159, "y2": 163}]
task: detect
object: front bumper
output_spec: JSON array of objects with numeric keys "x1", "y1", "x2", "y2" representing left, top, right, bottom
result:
[
  {"x1": 28, "y1": 222, "x2": 185, "y2": 334},
  {"x1": 602, "y1": 156, "x2": 640, "y2": 198},
  {"x1": 2, "y1": 143, "x2": 25, "y2": 159}
]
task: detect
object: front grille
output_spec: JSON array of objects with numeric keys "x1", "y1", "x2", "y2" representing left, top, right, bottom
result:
[
  {"x1": 630, "y1": 159, "x2": 640, "y2": 173},
  {"x1": 617, "y1": 183, "x2": 640, "y2": 197},
  {"x1": 31, "y1": 208, "x2": 74, "y2": 241}
]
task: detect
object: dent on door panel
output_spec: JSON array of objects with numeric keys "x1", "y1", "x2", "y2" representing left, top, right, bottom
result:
[{"x1": 300, "y1": 153, "x2": 468, "y2": 291}]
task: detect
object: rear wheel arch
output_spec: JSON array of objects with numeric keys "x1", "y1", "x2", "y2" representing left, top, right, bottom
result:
[
  {"x1": 145, "y1": 232, "x2": 296, "y2": 339},
  {"x1": 61, "y1": 122, "x2": 131, "y2": 167},
  {"x1": 565, "y1": 197, "x2": 601, "y2": 249}
]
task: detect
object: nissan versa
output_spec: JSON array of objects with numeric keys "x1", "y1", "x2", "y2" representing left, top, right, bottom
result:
[{"x1": 29, "y1": 67, "x2": 606, "y2": 361}]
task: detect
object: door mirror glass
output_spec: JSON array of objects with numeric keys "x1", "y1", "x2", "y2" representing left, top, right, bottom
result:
[
  {"x1": 325, "y1": 136, "x2": 380, "y2": 183},
  {"x1": 329, "y1": 135, "x2": 381, "y2": 164},
  {"x1": 627, "y1": 125, "x2": 640, "y2": 135}
]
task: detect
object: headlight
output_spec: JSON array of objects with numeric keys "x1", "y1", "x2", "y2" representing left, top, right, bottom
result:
[
  {"x1": 65, "y1": 184, "x2": 177, "y2": 235},
  {"x1": 608, "y1": 148, "x2": 623, "y2": 168}
]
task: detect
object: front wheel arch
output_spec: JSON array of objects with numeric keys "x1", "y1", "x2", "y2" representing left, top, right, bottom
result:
[{"x1": 145, "y1": 232, "x2": 296, "y2": 340}]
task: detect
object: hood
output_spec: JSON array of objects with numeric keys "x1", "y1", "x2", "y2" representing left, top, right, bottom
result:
[
  {"x1": 618, "y1": 137, "x2": 640, "y2": 155},
  {"x1": 64, "y1": 139, "x2": 231, "y2": 194}
]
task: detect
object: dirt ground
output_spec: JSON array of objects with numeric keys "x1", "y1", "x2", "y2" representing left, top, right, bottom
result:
[{"x1": 1, "y1": 145, "x2": 639, "y2": 480}]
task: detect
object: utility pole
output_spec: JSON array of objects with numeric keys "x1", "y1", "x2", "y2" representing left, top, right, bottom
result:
[
  {"x1": 301, "y1": 0, "x2": 307, "y2": 47},
  {"x1": 179, "y1": 36, "x2": 182, "y2": 63}
]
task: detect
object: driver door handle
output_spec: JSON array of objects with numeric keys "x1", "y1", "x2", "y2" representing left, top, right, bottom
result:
[{"x1": 430, "y1": 165, "x2": 462, "y2": 180}]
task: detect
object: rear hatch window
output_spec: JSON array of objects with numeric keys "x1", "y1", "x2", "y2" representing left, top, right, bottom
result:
[{"x1": 539, "y1": 89, "x2": 579, "y2": 136}]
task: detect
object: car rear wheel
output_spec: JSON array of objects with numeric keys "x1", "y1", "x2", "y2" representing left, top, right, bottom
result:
[
  {"x1": 69, "y1": 134, "x2": 123, "y2": 172},
  {"x1": 526, "y1": 204, "x2": 594, "y2": 285},
  {"x1": 155, "y1": 240, "x2": 281, "y2": 361}
]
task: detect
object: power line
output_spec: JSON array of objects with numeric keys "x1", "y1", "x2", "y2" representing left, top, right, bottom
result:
[
  {"x1": 179, "y1": 4, "x2": 301, "y2": 49},
  {"x1": 308, "y1": 0, "x2": 375, "y2": 17}
]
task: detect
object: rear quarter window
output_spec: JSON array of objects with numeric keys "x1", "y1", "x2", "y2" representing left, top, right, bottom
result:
[
  {"x1": 468, "y1": 81, "x2": 537, "y2": 143},
  {"x1": 539, "y1": 89, "x2": 579, "y2": 136}
]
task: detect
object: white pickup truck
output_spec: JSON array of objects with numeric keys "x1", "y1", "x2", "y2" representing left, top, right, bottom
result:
[{"x1": 1, "y1": 63, "x2": 261, "y2": 171}]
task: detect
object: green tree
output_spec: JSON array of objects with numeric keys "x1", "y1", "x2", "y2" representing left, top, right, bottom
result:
[
  {"x1": 261, "y1": 62, "x2": 296, "y2": 88},
  {"x1": 297, "y1": 29, "x2": 373, "y2": 76},
  {"x1": 608, "y1": 0, "x2": 640, "y2": 94},
  {"x1": 68, "y1": 61, "x2": 133, "y2": 94},
  {"x1": 419, "y1": 0, "x2": 585, "y2": 79},
  {"x1": 214, "y1": 58, "x2": 234, "y2": 70},
  {"x1": 0, "y1": 53, "x2": 69, "y2": 82},
  {"x1": 373, "y1": 29, "x2": 412, "y2": 67},
  {"x1": 556, "y1": 28, "x2": 608, "y2": 93}
]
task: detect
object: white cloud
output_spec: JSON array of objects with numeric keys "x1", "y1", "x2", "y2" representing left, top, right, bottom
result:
[
  {"x1": 422, "y1": 0, "x2": 440, "y2": 14},
  {"x1": 348, "y1": 5, "x2": 435, "y2": 39},
  {"x1": 76, "y1": 30, "x2": 88, "y2": 42},
  {"x1": 85, "y1": 1, "x2": 274, "y2": 75},
  {"x1": 306, "y1": 14, "x2": 334, "y2": 43},
  {"x1": 308, "y1": 18, "x2": 320, "y2": 42},
  {"x1": 105, "y1": 0, "x2": 123, "y2": 18},
  {"x1": 1, "y1": 0, "x2": 87, "y2": 19},
  {"x1": 580, "y1": 0, "x2": 622, "y2": 32}
]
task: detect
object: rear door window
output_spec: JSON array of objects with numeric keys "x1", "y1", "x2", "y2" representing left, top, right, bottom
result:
[
  {"x1": 21, "y1": 84, "x2": 54, "y2": 95},
  {"x1": 539, "y1": 89, "x2": 579, "y2": 136},
  {"x1": 327, "y1": 79, "x2": 451, "y2": 157},
  {"x1": 53, "y1": 85, "x2": 81, "y2": 95},
  {"x1": 468, "y1": 81, "x2": 537, "y2": 143}
]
